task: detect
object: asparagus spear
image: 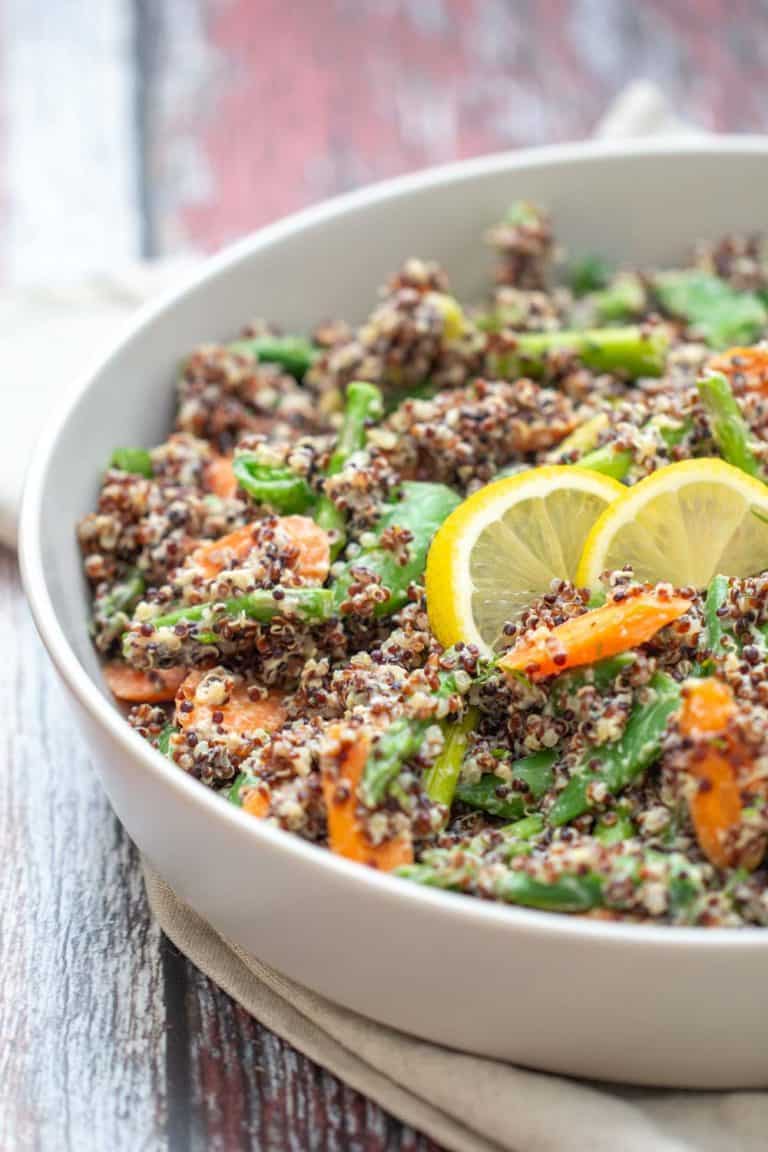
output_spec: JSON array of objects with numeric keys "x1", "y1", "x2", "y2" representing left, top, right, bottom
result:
[
  {"x1": 487, "y1": 325, "x2": 668, "y2": 381},
  {"x1": 228, "y1": 334, "x2": 319, "y2": 379},
  {"x1": 697, "y1": 372, "x2": 761, "y2": 477},
  {"x1": 549, "y1": 672, "x2": 681, "y2": 826},
  {"x1": 122, "y1": 586, "x2": 335, "y2": 666},
  {"x1": 577, "y1": 443, "x2": 633, "y2": 480},
  {"x1": 576, "y1": 413, "x2": 693, "y2": 482},
  {"x1": 701, "y1": 573, "x2": 730, "y2": 659},
  {"x1": 423, "y1": 707, "x2": 478, "y2": 809}
]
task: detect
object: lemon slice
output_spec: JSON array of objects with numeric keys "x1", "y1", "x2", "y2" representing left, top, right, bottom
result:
[
  {"x1": 577, "y1": 458, "x2": 768, "y2": 589},
  {"x1": 425, "y1": 466, "x2": 625, "y2": 654}
]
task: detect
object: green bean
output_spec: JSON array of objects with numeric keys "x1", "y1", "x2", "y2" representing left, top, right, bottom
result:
[
  {"x1": 231, "y1": 457, "x2": 317, "y2": 513},
  {"x1": 228, "y1": 334, "x2": 319, "y2": 379},
  {"x1": 487, "y1": 325, "x2": 668, "y2": 381},
  {"x1": 697, "y1": 372, "x2": 761, "y2": 477},
  {"x1": 109, "y1": 448, "x2": 153, "y2": 477},
  {"x1": 655, "y1": 271, "x2": 768, "y2": 348},
  {"x1": 549, "y1": 672, "x2": 681, "y2": 826}
]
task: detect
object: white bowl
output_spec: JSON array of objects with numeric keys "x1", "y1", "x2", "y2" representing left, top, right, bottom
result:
[{"x1": 21, "y1": 139, "x2": 768, "y2": 1089}]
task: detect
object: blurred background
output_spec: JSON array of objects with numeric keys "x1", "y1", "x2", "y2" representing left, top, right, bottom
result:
[{"x1": 3, "y1": 0, "x2": 768, "y2": 287}]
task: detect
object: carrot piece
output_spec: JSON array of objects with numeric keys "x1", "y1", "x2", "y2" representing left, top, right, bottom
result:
[
  {"x1": 176, "y1": 669, "x2": 287, "y2": 735},
  {"x1": 104, "y1": 662, "x2": 187, "y2": 703},
  {"x1": 190, "y1": 523, "x2": 261, "y2": 578},
  {"x1": 189, "y1": 516, "x2": 330, "y2": 583},
  {"x1": 242, "y1": 788, "x2": 270, "y2": 818},
  {"x1": 499, "y1": 592, "x2": 691, "y2": 682},
  {"x1": 679, "y1": 677, "x2": 736, "y2": 736},
  {"x1": 278, "y1": 515, "x2": 331, "y2": 584},
  {"x1": 321, "y1": 724, "x2": 413, "y2": 871},
  {"x1": 205, "y1": 453, "x2": 238, "y2": 499},
  {"x1": 708, "y1": 345, "x2": 768, "y2": 393},
  {"x1": 679, "y1": 679, "x2": 743, "y2": 869}
]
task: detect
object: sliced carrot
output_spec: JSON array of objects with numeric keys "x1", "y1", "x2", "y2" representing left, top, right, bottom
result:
[
  {"x1": 205, "y1": 453, "x2": 238, "y2": 499},
  {"x1": 499, "y1": 592, "x2": 691, "y2": 682},
  {"x1": 190, "y1": 523, "x2": 261, "y2": 578},
  {"x1": 321, "y1": 724, "x2": 413, "y2": 871},
  {"x1": 708, "y1": 345, "x2": 768, "y2": 393},
  {"x1": 242, "y1": 788, "x2": 270, "y2": 818},
  {"x1": 189, "y1": 516, "x2": 330, "y2": 583},
  {"x1": 176, "y1": 669, "x2": 287, "y2": 735},
  {"x1": 104, "y1": 662, "x2": 187, "y2": 703},
  {"x1": 679, "y1": 677, "x2": 736, "y2": 736},
  {"x1": 679, "y1": 679, "x2": 743, "y2": 869}
]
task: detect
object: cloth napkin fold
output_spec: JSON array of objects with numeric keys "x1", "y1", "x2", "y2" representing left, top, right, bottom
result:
[
  {"x1": 11, "y1": 83, "x2": 765, "y2": 1151},
  {"x1": 144, "y1": 867, "x2": 768, "y2": 1152}
]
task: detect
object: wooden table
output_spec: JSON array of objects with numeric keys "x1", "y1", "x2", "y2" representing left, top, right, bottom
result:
[{"x1": 2, "y1": 2, "x2": 767, "y2": 1148}]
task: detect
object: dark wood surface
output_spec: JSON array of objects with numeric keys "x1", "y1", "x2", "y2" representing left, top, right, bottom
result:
[{"x1": 3, "y1": 2, "x2": 768, "y2": 1148}]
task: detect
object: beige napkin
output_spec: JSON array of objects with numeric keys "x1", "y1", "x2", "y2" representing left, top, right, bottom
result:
[
  {"x1": 144, "y1": 867, "x2": 768, "y2": 1152},
  {"x1": 14, "y1": 83, "x2": 766, "y2": 1150}
]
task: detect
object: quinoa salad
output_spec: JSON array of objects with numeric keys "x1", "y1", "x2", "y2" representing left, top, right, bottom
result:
[{"x1": 79, "y1": 202, "x2": 768, "y2": 927}]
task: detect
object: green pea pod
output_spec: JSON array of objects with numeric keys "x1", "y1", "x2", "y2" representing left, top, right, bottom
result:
[
  {"x1": 232, "y1": 455, "x2": 317, "y2": 513},
  {"x1": 156, "y1": 724, "x2": 175, "y2": 757},
  {"x1": 110, "y1": 448, "x2": 153, "y2": 477}
]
